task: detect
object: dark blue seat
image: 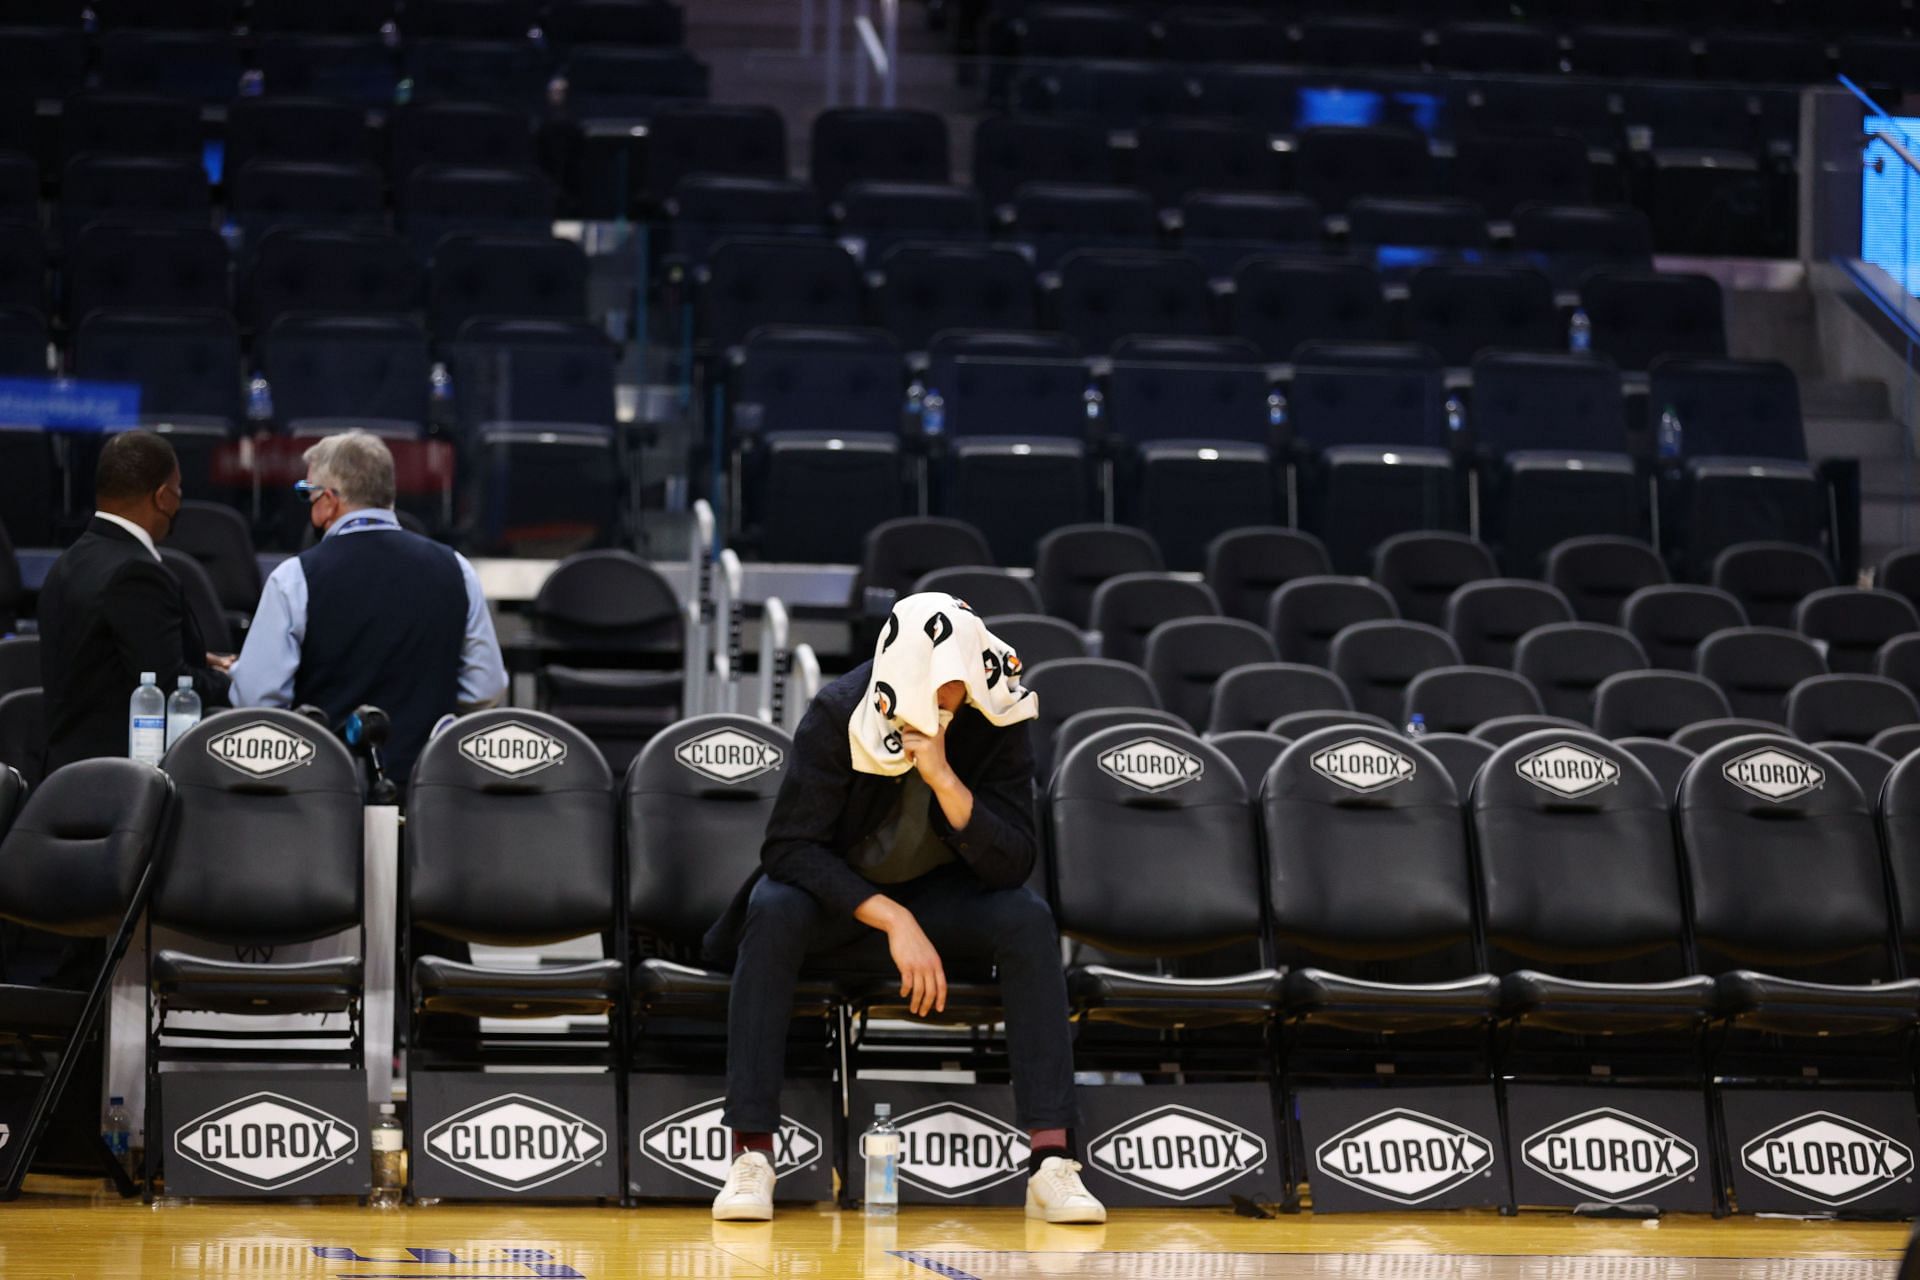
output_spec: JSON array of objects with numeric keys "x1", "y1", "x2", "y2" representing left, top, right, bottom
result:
[
  {"x1": 1347, "y1": 198, "x2": 1489, "y2": 253},
  {"x1": 701, "y1": 238, "x2": 862, "y2": 352},
  {"x1": 1432, "y1": 21, "x2": 1560, "y2": 74},
  {"x1": 1451, "y1": 132, "x2": 1592, "y2": 218},
  {"x1": 1293, "y1": 126, "x2": 1434, "y2": 213},
  {"x1": 810, "y1": 107, "x2": 949, "y2": 202},
  {"x1": 60, "y1": 155, "x2": 208, "y2": 238},
  {"x1": 260, "y1": 314, "x2": 431, "y2": 439},
  {"x1": 0, "y1": 222, "x2": 46, "y2": 315},
  {"x1": 1513, "y1": 202, "x2": 1655, "y2": 288},
  {"x1": 1054, "y1": 249, "x2": 1213, "y2": 354},
  {"x1": 405, "y1": 0, "x2": 540, "y2": 38},
  {"x1": 1179, "y1": 192, "x2": 1323, "y2": 279},
  {"x1": 560, "y1": 46, "x2": 708, "y2": 119},
  {"x1": 405, "y1": 38, "x2": 550, "y2": 110},
  {"x1": 255, "y1": 34, "x2": 398, "y2": 106},
  {"x1": 971, "y1": 115, "x2": 1112, "y2": 207},
  {"x1": 426, "y1": 233, "x2": 588, "y2": 338},
  {"x1": 226, "y1": 96, "x2": 377, "y2": 173},
  {"x1": 548, "y1": 0, "x2": 686, "y2": 48},
  {"x1": 98, "y1": 29, "x2": 241, "y2": 101},
  {"x1": 0, "y1": 26, "x2": 86, "y2": 101},
  {"x1": 1131, "y1": 120, "x2": 1274, "y2": 209},
  {"x1": 667, "y1": 176, "x2": 825, "y2": 266},
  {"x1": 1581, "y1": 271, "x2": 1726, "y2": 373},
  {"x1": 1404, "y1": 264, "x2": 1558, "y2": 366},
  {"x1": 230, "y1": 160, "x2": 385, "y2": 242},
  {"x1": 66, "y1": 224, "x2": 228, "y2": 327},
  {"x1": 60, "y1": 91, "x2": 201, "y2": 162},
  {"x1": 873, "y1": 243, "x2": 1037, "y2": 351},
  {"x1": 1229, "y1": 257, "x2": 1384, "y2": 361},
  {"x1": 401, "y1": 164, "x2": 556, "y2": 258},
  {"x1": 1010, "y1": 181, "x2": 1155, "y2": 271},
  {"x1": 390, "y1": 100, "x2": 534, "y2": 181},
  {"x1": 74, "y1": 309, "x2": 240, "y2": 495},
  {"x1": 250, "y1": 0, "x2": 395, "y2": 33},
  {"x1": 642, "y1": 103, "x2": 786, "y2": 205},
  {"x1": 839, "y1": 182, "x2": 986, "y2": 262},
  {"x1": 243, "y1": 227, "x2": 422, "y2": 329}
]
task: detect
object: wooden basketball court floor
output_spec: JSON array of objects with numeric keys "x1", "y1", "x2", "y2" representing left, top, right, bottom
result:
[{"x1": 1, "y1": 1177, "x2": 1909, "y2": 1280}]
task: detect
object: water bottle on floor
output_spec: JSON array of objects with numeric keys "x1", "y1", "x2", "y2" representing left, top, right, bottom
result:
[
  {"x1": 129, "y1": 673, "x2": 165, "y2": 766},
  {"x1": 103, "y1": 1096, "x2": 132, "y2": 1179},
  {"x1": 862, "y1": 1103, "x2": 900, "y2": 1217},
  {"x1": 165, "y1": 677, "x2": 201, "y2": 749},
  {"x1": 370, "y1": 1104, "x2": 405, "y2": 1208}
]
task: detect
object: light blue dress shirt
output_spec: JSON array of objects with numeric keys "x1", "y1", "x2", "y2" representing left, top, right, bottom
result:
[{"x1": 229, "y1": 509, "x2": 509, "y2": 710}]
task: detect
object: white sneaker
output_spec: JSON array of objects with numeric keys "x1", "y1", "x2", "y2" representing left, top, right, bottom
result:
[
  {"x1": 1025, "y1": 1155, "x2": 1107, "y2": 1224},
  {"x1": 712, "y1": 1150, "x2": 776, "y2": 1222}
]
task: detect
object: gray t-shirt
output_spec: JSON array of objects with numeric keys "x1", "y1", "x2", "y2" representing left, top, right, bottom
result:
[{"x1": 846, "y1": 772, "x2": 958, "y2": 885}]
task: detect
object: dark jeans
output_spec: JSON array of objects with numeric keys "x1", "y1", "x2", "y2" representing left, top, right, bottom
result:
[{"x1": 723, "y1": 866, "x2": 1078, "y2": 1134}]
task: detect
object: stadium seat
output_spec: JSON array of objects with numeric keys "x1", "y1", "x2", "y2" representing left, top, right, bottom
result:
[
  {"x1": 1292, "y1": 125, "x2": 1434, "y2": 212},
  {"x1": 851, "y1": 517, "x2": 993, "y2": 616},
  {"x1": 407, "y1": 0, "x2": 541, "y2": 40},
  {"x1": 668, "y1": 177, "x2": 827, "y2": 266},
  {"x1": 1870, "y1": 724, "x2": 1920, "y2": 760},
  {"x1": 1206, "y1": 730, "x2": 1290, "y2": 791},
  {"x1": 1267, "y1": 575, "x2": 1398, "y2": 668},
  {"x1": 1670, "y1": 717, "x2": 1793, "y2": 752},
  {"x1": 1131, "y1": 119, "x2": 1274, "y2": 209},
  {"x1": 66, "y1": 224, "x2": 229, "y2": 327},
  {"x1": 840, "y1": 181, "x2": 986, "y2": 261},
  {"x1": 1592, "y1": 669, "x2": 1735, "y2": 740},
  {"x1": 1710, "y1": 542, "x2": 1837, "y2": 632},
  {"x1": 1205, "y1": 528, "x2": 1331, "y2": 626},
  {"x1": 1695, "y1": 626, "x2": 1828, "y2": 725},
  {"x1": 1204, "y1": 662, "x2": 1350, "y2": 736},
  {"x1": 1229, "y1": 258, "x2": 1386, "y2": 361},
  {"x1": 1512, "y1": 203, "x2": 1654, "y2": 268},
  {"x1": 557, "y1": 47, "x2": 709, "y2": 119},
  {"x1": 231, "y1": 160, "x2": 385, "y2": 241},
  {"x1": 1819, "y1": 742, "x2": 1897, "y2": 800},
  {"x1": 1087, "y1": 573, "x2": 1218, "y2": 668},
  {"x1": 702, "y1": 239, "x2": 862, "y2": 352},
  {"x1": 1268, "y1": 707, "x2": 1393, "y2": 738},
  {"x1": 1616, "y1": 736, "x2": 1697, "y2": 801},
  {"x1": 1052, "y1": 707, "x2": 1190, "y2": 784},
  {"x1": 1403, "y1": 666, "x2": 1546, "y2": 735},
  {"x1": 1784, "y1": 674, "x2": 1920, "y2": 746},
  {"x1": 912, "y1": 567, "x2": 1043, "y2": 619},
  {"x1": 971, "y1": 116, "x2": 1113, "y2": 207},
  {"x1": 402, "y1": 165, "x2": 557, "y2": 257},
  {"x1": 1010, "y1": 182, "x2": 1157, "y2": 271},
  {"x1": 1016, "y1": 5, "x2": 1153, "y2": 61},
  {"x1": 61, "y1": 91, "x2": 201, "y2": 162},
  {"x1": 0, "y1": 688, "x2": 44, "y2": 787},
  {"x1": 1469, "y1": 714, "x2": 1587, "y2": 746},
  {"x1": 1444, "y1": 579, "x2": 1576, "y2": 669},
  {"x1": 1621, "y1": 584, "x2": 1749, "y2": 670},
  {"x1": 1879, "y1": 547, "x2": 1920, "y2": 616},
  {"x1": 1580, "y1": 272, "x2": 1727, "y2": 372},
  {"x1": 255, "y1": 35, "x2": 399, "y2": 106},
  {"x1": 0, "y1": 27, "x2": 87, "y2": 103},
  {"x1": 1178, "y1": 193, "x2": 1322, "y2": 279},
  {"x1": 0, "y1": 636, "x2": 37, "y2": 697},
  {"x1": 1329, "y1": 619, "x2": 1463, "y2": 724},
  {"x1": 1875, "y1": 750, "x2": 1920, "y2": 972},
  {"x1": 1545, "y1": 535, "x2": 1669, "y2": 625},
  {"x1": 1035, "y1": 524, "x2": 1163, "y2": 628},
  {"x1": 1142, "y1": 617, "x2": 1279, "y2": 731},
  {"x1": 641, "y1": 103, "x2": 786, "y2": 207},
  {"x1": 159, "y1": 548, "x2": 232, "y2": 654},
  {"x1": 73, "y1": 311, "x2": 240, "y2": 492},
  {"x1": 391, "y1": 100, "x2": 535, "y2": 181},
  {"x1": 1701, "y1": 30, "x2": 1830, "y2": 82},
  {"x1": 549, "y1": 1, "x2": 686, "y2": 49},
  {"x1": 1450, "y1": 132, "x2": 1592, "y2": 216},
  {"x1": 260, "y1": 314, "x2": 431, "y2": 440},
  {"x1": 983, "y1": 613, "x2": 1088, "y2": 667},
  {"x1": 244, "y1": 228, "x2": 423, "y2": 329},
  {"x1": 527, "y1": 552, "x2": 683, "y2": 772},
  {"x1": 1419, "y1": 731, "x2": 1495, "y2": 795},
  {"x1": 1348, "y1": 198, "x2": 1491, "y2": 254},
  {"x1": 1877, "y1": 633, "x2": 1920, "y2": 704},
  {"x1": 1512, "y1": 622, "x2": 1649, "y2": 724},
  {"x1": 873, "y1": 243, "x2": 1037, "y2": 351},
  {"x1": 1570, "y1": 23, "x2": 1695, "y2": 78},
  {"x1": 1053, "y1": 249, "x2": 1213, "y2": 353},
  {"x1": 1160, "y1": 8, "x2": 1287, "y2": 61},
  {"x1": 1051, "y1": 724, "x2": 1281, "y2": 1029},
  {"x1": 1023, "y1": 656, "x2": 1160, "y2": 779},
  {"x1": 0, "y1": 223, "x2": 44, "y2": 316},
  {"x1": 167, "y1": 501, "x2": 262, "y2": 623},
  {"x1": 60, "y1": 155, "x2": 208, "y2": 238},
  {"x1": 810, "y1": 107, "x2": 950, "y2": 201},
  {"x1": 1294, "y1": 16, "x2": 1426, "y2": 69},
  {"x1": 0, "y1": 758, "x2": 171, "y2": 1199},
  {"x1": 1373, "y1": 532, "x2": 1499, "y2": 628},
  {"x1": 1792, "y1": 587, "x2": 1919, "y2": 674},
  {"x1": 1265, "y1": 726, "x2": 1499, "y2": 1035},
  {"x1": 99, "y1": 29, "x2": 242, "y2": 101},
  {"x1": 1470, "y1": 353, "x2": 1639, "y2": 575}
]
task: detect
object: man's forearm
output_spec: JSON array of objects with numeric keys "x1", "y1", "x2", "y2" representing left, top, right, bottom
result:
[
  {"x1": 927, "y1": 770, "x2": 974, "y2": 831},
  {"x1": 855, "y1": 893, "x2": 910, "y2": 933}
]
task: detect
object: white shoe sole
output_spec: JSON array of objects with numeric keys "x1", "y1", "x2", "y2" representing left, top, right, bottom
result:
[
  {"x1": 712, "y1": 1200, "x2": 774, "y2": 1222},
  {"x1": 1025, "y1": 1198, "x2": 1106, "y2": 1224}
]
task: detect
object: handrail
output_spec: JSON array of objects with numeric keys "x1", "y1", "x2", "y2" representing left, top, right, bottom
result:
[
  {"x1": 683, "y1": 500, "x2": 715, "y2": 715},
  {"x1": 786, "y1": 644, "x2": 822, "y2": 734},
  {"x1": 712, "y1": 549, "x2": 745, "y2": 715},
  {"x1": 756, "y1": 597, "x2": 792, "y2": 725}
]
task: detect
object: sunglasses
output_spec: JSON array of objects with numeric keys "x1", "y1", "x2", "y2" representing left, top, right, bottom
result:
[{"x1": 293, "y1": 480, "x2": 335, "y2": 505}]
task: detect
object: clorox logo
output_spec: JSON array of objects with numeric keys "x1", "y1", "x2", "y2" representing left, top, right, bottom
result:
[
  {"x1": 1723, "y1": 747, "x2": 1824, "y2": 803},
  {"x1": 1087, "y1": 1105, "x2": 1267, "y2": 1201},
  {"x1": 1314, "y1": 1109, "x2": 1495, "y2": 1204},
  {"x1": 423, "y1": 1094, "x2": 607, "y2": 1192},
  {"x1": 893, "y1": 1102, "x2": 1031, "y2": 1199},
  {"x1": 1521, "y1": 1108, "x2": 1699, "y2": 1203},
  {"x1": 1096, "y1": 737, "x2": 1204, "y2": 794},
  {"x1": 458, "y1": 722, "x2": 568, "y2": 779},
  {"x1": 1740, "y1": 1111, "x2": 1915, "y2": 1207},
  {"x1": 1310, "y1": 737, "x2": 1416, "y2": 794},
  {"x1": 207, "y1": 722, "x2": 316, "y2": 778},
  {"x1": 172, "y1": 1092, "x2": 359, "y2": 1190},
  {"x1": 638, "y1": 1100, "x2": 822, "y2": 1191},
  {"x1": 674, "y1": 728, "x2": 784, "y2": 785},
  {"x1": 1515, "y1": 743, "x2": 1621, "y2": 799}
]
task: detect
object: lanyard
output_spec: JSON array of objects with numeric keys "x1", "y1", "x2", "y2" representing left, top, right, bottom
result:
[{"x1": 330, "y1": 516, "x2": 394, "y2": 537}]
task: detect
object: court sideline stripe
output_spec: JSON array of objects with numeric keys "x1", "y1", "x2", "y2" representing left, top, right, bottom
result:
[{"x1": 894, "y1": 1250, "x2": 987, "y2": 1280}]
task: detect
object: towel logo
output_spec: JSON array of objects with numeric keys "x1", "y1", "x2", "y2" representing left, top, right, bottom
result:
[
  {"x1": 207, "y1": 722, "x2": 316, "y2": 779},
  {"x1": 173, "y1": 1092, "x2": 359, "y2": 1191},
  {"x1": 459, "y1": 721, "x2": 568, "y2": 779},
  {"x1": 873, "y1": 681, "x2": 897, "y2": 720},
  {"x1": 1723, "y1": 747, "x2": 1824, "y2": 803},
  {"x1": 982, "y1": 649, "x2": 1002, "y2": 689},
  {"x1": 1311, "y1": 738, "x2": 1415, "y2": 794},
  {"x1": 1314, "y1": 1108, "x2": 1495, "y2": 1205},
  {"x1": 1515, "y1": 743, "x2": 1620, "y2": 799},
  {"x1": 1521, "y1": 1108, "x2": 1699, "y2": 1203},
  {"x1": 882, "y1": 613, "x2": 901, "y2": 651},
  {"x1": 1087, "y1": 1105, "x2": 1267, "y2": 1201},
  {"x1": 424, "y1": 1094, "x2": 607, "y2": 1193},
  {"x1": 924, "y1": 612, "x2": 953, "y2": 646},
  {"x1": 639, "y1": 1100, "x2": 822, "y2": 1191},
  {"x1": 675, "y1": 728, "x2": 784, "y2": 784},
  {"x1": 1097, "y1": 737, "x2": 1204, "y2": 793},
  {"x1": 1739, "y1": 1112, "x2": 1913, "y2": 1206}
]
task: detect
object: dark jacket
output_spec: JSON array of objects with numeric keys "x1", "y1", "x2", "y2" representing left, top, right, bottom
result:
[
  {"x1": 38, "y1": 518, "x2": 231, "y2": 773},
  {"x1": 703, "y1": 661, "x2": 1038, "y2": 964}
]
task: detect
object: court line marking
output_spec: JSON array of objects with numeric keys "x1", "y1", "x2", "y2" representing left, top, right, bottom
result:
[
  {"x1": 894, "y1": 1252, "x2": 986, "y2": 1280},
  {"x1": 891, "y1": 1250, "x2": 1905, "y2": 1279}
]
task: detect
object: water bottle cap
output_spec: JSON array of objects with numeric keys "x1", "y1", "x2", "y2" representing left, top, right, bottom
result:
[
  {"x1": 380, "y1": 1103, "x2": 396, "y2": 1115},
  {"x1": 179, "y1": 676, "x2": 193, "y2": 689},
  {"x1": 874, "y1": 1103, "x2": 892, "y2": 1118},
  {"x1": 110, "y1": 1096, "x2": 124, "y2": 1105},
  {"x1": 140, "y1": 672, "x2": 156, "y2": 684}
]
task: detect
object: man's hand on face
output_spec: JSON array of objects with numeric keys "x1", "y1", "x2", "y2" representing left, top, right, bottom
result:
[{"x1": 901, "y1": 721, "x2": 956, "y2": 790}]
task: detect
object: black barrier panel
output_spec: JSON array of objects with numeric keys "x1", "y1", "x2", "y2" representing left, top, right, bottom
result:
[
  {"x1": 1722, "y1": 1089, "x2": 1920, "y2": 1216},
  {"x1": 163, "y1": 1071, "x2": 368, "y2": 1197},
  {"x1": 409, "y1": 1073, "x2": 619, "y2": 1200},
  {"x1": 628, "y1": 1074, "x2": 834, "y2": 1202},
  {"x1": 1505, "y1": 1085, "x2": 1714, "y2": 1212},
  {"x1": 1078, "y1": 1083, "x2": 1283, "y2": 1208},
  {"x1": 849, "y1": 1082, "x2": 1028, "y2": 1206},
  {"x1": 1297, "y1": 1085, "x2": 1504, "y2": 1212}
]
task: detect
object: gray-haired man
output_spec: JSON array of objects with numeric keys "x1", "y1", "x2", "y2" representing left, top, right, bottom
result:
[{"x1": 228, "y1": 431, "x2": 507, "y2": 781}]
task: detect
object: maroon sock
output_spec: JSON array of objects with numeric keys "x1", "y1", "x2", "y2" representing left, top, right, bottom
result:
[
  {"x1": 733, "y1": 1131, "x2": 774, "y2": 1158},
  {"x1": 1028, "y1": 1127, "x2": 1070, "y2": 1174}
]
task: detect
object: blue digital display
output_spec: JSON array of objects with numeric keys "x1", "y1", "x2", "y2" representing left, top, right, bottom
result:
[{"x1": 1862, "y1": 116, "x2": 1920, "y2": 294}]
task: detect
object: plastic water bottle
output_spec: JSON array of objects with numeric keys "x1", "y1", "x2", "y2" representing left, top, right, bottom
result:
[
  {"x1": 1444, "y1": 395, "x2": 1465, "y2": 438},
  {"x1": 370, "y1": 1104, "x2": 405, "y2": 1208},
  {"x1": 1406, "y1": 712, "x2": 1428, "y2": 739},
  {"x1": 246, "y1": 374, "x2": 273, "y2": 426},
  {"x1": 430, "y1": 361, "x2": 453, "y2": 407},
  {"x1": 1568, "y1": 307, "x2": 1592, "y2": 354},
  {"x1": 103, "y1": 1096, "x2": 132, "y2": 1178},
  {"x1": 1657, "y1": 404, "x2": 1683, "y2": 462},
  {"x1": 1083, "y1": 382, "x2": 1103, "y2": 425},
  {"x1": 166, "y1": 677, "x2": 201, "y2": 749},
  {"x1": 129, "y1": 673, "x2": 165, "y2": 766},
  {"x1": 861, "y1": 1103, "x2": 900, "y2": 1216},
  {"x1": 921, "y1": 387, "x2": 945, "y2": 437},
  {"x1": 1268, "y1": 389, "x2": 1288, "y2": 431}
]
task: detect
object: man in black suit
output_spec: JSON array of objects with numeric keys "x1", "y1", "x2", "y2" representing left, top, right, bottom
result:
[{"x1": 38, "y1": 431, "x2": 231, "y2": 773}]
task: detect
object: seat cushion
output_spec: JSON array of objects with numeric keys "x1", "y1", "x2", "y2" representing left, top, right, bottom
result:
[
  {"x1": 836, "y1": 974, "x2": 1007, "y2": 1025},
  {"x1": 0, "y1": 982, "x2": 85, "y2": 1036},
  {"x1": 633, "y1": 959, "x2": 838, "y2": 1017},
  {"x1": 154, "y1": 949, "x2": 361, "y2": 1016},
  {"x1": 1501, "y1": 971, "x2": 1717, "y2": 1035},
  {"x1": 1068, "y1": 964, "x2": 1283, "y2": 1029},
  {"x1": 1714, "y1": 970, "x2": 1920, "y2": 1037},
  {"x1": 414, "y1": 955, "x2": 621, "y2": 1019},
  {"x1": 1283, "y1": 968, "x2": 1501, "y2": 1032}
]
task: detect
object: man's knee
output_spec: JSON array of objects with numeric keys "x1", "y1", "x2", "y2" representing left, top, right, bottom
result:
[
  {"x1": 740, "y1": 879, "x2": 820, "y2": 949},
  {"x1": 988, "y1": 887, "x2": 1059, "y2": 956}
]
